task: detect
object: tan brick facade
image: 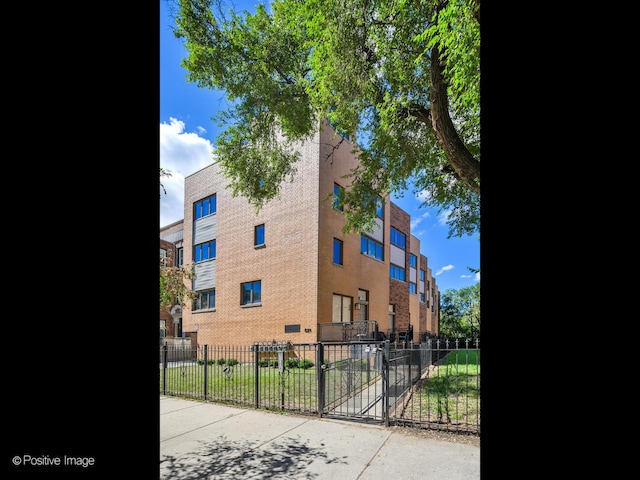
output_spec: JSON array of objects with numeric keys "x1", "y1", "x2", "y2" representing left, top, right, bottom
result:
[{"x1": 162, "y1": 123, "x2": 439, "y2": 346}]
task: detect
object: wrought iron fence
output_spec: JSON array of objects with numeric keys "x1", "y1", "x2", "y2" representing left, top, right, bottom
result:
[{"x1": 159, "y1": 338, "x2": 480, "y2": 435}]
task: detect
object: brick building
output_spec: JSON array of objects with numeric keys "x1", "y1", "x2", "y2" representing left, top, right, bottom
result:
[
  {"x1": 160, "y1": 123, "x2": 439, "y2": 346},
  {"x1": 159, "y1": 220, "x2": 184, "y2": 339}
]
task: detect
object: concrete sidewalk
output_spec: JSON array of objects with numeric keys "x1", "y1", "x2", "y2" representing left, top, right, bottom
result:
[{"x1": 160, "y1": 396, "x2": 480, "y2": 479}]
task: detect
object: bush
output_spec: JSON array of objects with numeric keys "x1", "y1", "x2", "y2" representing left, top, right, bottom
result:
[{"x1": 299, "y1": 359, "x2": 314, "y2": 369}]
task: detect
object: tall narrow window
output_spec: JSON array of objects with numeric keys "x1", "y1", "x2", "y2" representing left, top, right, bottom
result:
[
  {"x1": 388, "y1": 304, "x2": 396, "y2": 334},
  {"x1": 376, "y1": 197, "x2": 384, "y2": 219},
  {"x1": 409, "y1": 254, "x2": 417, "y2": 268},
  {"x1": 254, "y1": 224, "x2": 265, "y2": 246},
  {"x1": 333, "y1": 238, "x2": 343, "y2": 265},
  {"x1": 332, "y1": 294, "x2": 352, "y2": 323},
  {"x1": 333, "y1": 183, "x2": 344, "y2": 211}
]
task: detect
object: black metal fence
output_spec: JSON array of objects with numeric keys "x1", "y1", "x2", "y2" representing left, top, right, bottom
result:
[{"x1": 159, "y1": 338, "x2": 480, "y2": 436}]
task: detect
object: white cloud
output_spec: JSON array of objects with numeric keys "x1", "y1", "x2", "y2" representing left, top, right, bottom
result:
[
  {"x1": 435, "y1": 264, "x2": 454, "y2": 276},
  {"x1": 160, "y1": 118, "x2": 215, "y2": 227},
  {"x1": 437, "y1": 209, "x2": 451, "y2": 226}
]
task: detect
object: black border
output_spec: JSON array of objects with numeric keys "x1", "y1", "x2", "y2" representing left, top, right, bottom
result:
[{"x1": 4, "y1": 2, "x2": 160, "y2": 477}]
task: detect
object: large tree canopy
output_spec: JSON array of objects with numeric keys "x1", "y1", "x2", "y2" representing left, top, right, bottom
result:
[{"x1": 173, "y1": 0, "x2": 480, "y2": 236}]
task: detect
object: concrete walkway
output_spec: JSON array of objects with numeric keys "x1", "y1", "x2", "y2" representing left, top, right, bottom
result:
[{"x1": 160, "y1": 395, "x2": 480, "y2": 479}]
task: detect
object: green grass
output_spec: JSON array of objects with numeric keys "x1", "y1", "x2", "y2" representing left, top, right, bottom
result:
[
  {"x1": 407, "y1": 350, "x2": 480, "y2": 425},
  {"x1": 160, "y1": 352, "x2": 480, "y2": 428}
]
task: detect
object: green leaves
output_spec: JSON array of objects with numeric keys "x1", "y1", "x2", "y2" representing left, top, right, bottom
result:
[{"x1": 175, "y1": 0, "x2": 480, "y2": 236}]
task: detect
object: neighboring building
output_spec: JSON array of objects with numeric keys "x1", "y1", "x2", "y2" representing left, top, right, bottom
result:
[
  {"x1": 160, "y1": 122, "x2": 439, "y2": 346},
  {"x1": 160, "y1": 220, "x2": 184, "y2": 339}
]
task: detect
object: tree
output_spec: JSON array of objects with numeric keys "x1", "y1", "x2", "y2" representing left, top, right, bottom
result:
[
  {"x1": 172, "y1": 0, "x2": 480, "y2": 237},
  {"x1": 159, "y1": 253, "x2": 196, "y2": 310},
  {"x1": 438, "y1": 281, "x2": 480, "y2": 339},
  {"x1": 160, "y1": 167, "x2": 171, "y2": 197},
  {"x1": 160, "y1": 167, "x2": 196, "y2": 309}
]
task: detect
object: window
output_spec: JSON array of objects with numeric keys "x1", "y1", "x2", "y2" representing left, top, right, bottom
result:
[
  {"x1": 419, "y1": 269, "x2": 425, "y2": 282},
  {"x1": 390, "y1": 227, "x2": 406, "y2": 249},
  {"x1": 409, "y1": 282, "x2": 417, "y2": 294},
  {"x1": 255, "y1": 224, "x2": 265, "y2": 246},
  {"x1": 241, "y1": 280, "x2": 262, "y2": 305},
  {"x1": 333, "y1": 183, "x2": 344, "y2": 211},
  {"x1": 426, "y1": 281, "x2": 430, "y2": 307},
  {"x1": 193, "y1": 289, "x2": 215, "y2": 311},
  {"x1": 376, "y1": 197, "x2": 384, "y2": 219},
  {"x1": 409, "y1": 254, "x2": 417, "y2": 268},
  {"x1": 332, "y1": 294, "x2": 352, "y2": 323},
  {"x1": 194, "y1": 240, "x2": 216, "y2": 263},
  {"x1": 333, "y1": 238, "x2": 343, "y2": 265},
  {"x1": 160, "y1": 319, "x2": 166, "y2": 339},
  {"x1": 194, "y1": 194, "x2": 217, "y2": 220},
  {"x1": 419, "y1": 292, "x2": 425, "y2": 303},
  {"x1": 160, "y1": 248, "x2": 168, "y2": 267},
  {"x1": 361, "y1": 236, "x2": 383, "y2": 261},
  {"x1": 388, "y1": 304, "x2": 396, "y2": 333},
  {"x1": 357, "y1": 289, "x2": 368, "y2": 321},
  {"x1": 176, "y1": 247, "x2": 184, "y2": 267},
  {"x1": 390, "y1": 264, "x2": 405, "y2": 281}
]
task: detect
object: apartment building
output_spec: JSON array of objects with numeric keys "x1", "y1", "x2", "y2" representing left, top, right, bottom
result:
[
  {"x1": 159, "y1": 220, "x2": 184, "y2": 339},
  {"x1": 160, "y1": 123, "x2": 439, "y2": 346}
]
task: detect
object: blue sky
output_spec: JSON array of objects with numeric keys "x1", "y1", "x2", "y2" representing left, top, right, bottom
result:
[{"x1": 159, "y1": 0, "x2": 479, "y2": 293}]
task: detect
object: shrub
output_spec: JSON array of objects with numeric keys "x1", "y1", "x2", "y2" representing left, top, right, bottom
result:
[
  {"x1": 285, "y1": 358, "x2": 300, "y2": 368},
  {"x1": 227, "y1": 358, "x2": 239, "y2": 366},
  {"x1": 299, "y1": 359, "x2": 314, "y2": 369}
]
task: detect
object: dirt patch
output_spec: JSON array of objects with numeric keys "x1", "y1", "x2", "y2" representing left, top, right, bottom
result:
[{"x1": 389, "y1": 425, "x2": 480, "y2": 447}]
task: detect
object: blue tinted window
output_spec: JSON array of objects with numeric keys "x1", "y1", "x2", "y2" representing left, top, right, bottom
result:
[
  {"x1": 194, "y1": 240, "x2": 216, "y2": 263},
  {"x1": 390, "y1": 228, "x2": 406, "y2": 249},
  {"x1": 390, "y1": 264, "x2": 405, "y2": 281},
  {"x1": 333, "y1": 184, "x2": 344, "y2": 211},
  {"x1": 376, "y1": 197, "x2": 384, "y2": 219},
  {"x1": 194, "y1": 194, "x2": 217, "y2": 220},
  {"x1": 333, "y1": 238, "x2": 343, "y2": 265},
  {"x1": 360, "y1": 236, "x2": 383, "y2": 261},
  {"x1": 255, "y1": 224, "x2": 265, "y2": 246},
  {"x1": 241, "y1": 280, "x2": 262, "y2": 305},
  {"x1": 409, "y1": 254, "x2": 417, "y2": 268}
]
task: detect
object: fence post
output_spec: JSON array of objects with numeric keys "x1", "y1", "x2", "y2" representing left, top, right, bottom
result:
[
  {"x1": 203, "y1": 345, "x2": 208, "y2": 400},
  {"x1": 162, "y1": 344, "x2": 168, "y2": 395},
  {"x1": 383, "y1": 340, "x2": 390, "y2": 427},
  {"x1": 317, "y1": 343, "x2": 325, "y2": 417},
  {"x1": 254, "y1": 344, "x2": 260, "y2": 410}
]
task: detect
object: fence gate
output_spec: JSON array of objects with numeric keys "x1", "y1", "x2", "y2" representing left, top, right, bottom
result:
[{"x1": 317, "y1": 341, "x2": 388, "y2": 423}]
